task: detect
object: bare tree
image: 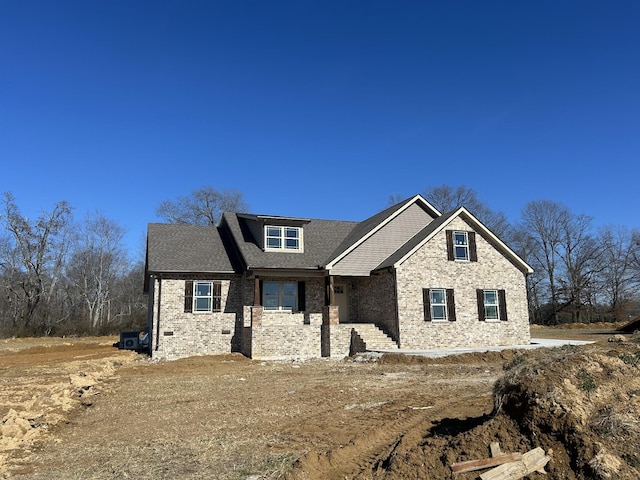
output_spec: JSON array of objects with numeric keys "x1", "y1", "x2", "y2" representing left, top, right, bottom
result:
[
  {"x1": 65, "y1": 212, "x2": 128, "y2": 330},
  {"x1": 509, "y1": 226, "x2": 545, "y2": 323},
  {"x1": 156, "y1": 187, "x2": 248, "y2": 226},
  {"x1": 556, "y1": 212, "x2": 599, "y2": 322},
  {"x1": 0, "y1": 192, "x2": 73, "y2": 333},
  {"x1": 422, "y1": 184, "x2": 510, "y2": 237},
  {"x1": 518, "y1": 200, "x2": 568, "y2": 324},
  {"x1": 597, "y1": 226, "x2": 637, "y2": 321}
]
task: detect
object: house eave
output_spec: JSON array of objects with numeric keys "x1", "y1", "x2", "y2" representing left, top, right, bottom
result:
[{"x1": 247, "y1": 267, "x2": 327, "y2": 279}]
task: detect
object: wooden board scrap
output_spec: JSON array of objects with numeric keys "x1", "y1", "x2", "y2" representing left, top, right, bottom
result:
[
  {"x1": 451, "y1": 453, "x2": 523, "y2": 474},
  {"x1": 479, "y1": 447, "x2": 551, "y2": 480}
]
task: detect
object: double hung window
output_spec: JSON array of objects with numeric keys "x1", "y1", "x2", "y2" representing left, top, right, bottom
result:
[
  {"x1": 423, "y1": 288, "x2": 456, "y2": 322},
  {"x1": 482, "y1": 290, "x2": 499, "y2": 320},
  {"x1": 430, "y1": 289, "x2": 448, "y2": 321},
  {"x1": 184, "y1": 280, "x2": 222, "y2": 313},
  {"x1": 477, "y1": 289, "x2": 508, "y2": 321},
  {"x1": 453, "y1": 231, "x2": 469, "y2": 260},
  {"x1": 446, "y1": 230, "x2": 477, "y2": 262}
]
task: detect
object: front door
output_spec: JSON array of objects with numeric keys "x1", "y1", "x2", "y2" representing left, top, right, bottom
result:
[{"x1": 334, "y1": 284, "x2": 349, "y2": 323}]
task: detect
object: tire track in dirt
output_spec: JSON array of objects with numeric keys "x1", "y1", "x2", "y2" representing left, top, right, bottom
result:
[{"x1": 283, "y1": 391, "x2": 493, "y2": 480}]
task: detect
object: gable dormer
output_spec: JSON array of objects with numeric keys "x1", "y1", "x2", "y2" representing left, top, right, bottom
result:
[{"x1": 237, "y1": 214, "x2": 310, "y2": 253}]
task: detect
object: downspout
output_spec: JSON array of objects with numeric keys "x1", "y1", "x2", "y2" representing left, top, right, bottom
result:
[
  {"x1": 146, "y1": 275, "x2": 155, "y2": 354},
  {"x1": 155, "y1": 277, "x2": 162, "y2": 353},
  {"x1": 391, "y1": 267, "x2": 400, "y2": 347}
]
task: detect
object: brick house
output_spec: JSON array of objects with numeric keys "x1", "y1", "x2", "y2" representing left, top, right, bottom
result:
[{"x1": 144, "y1": 194, "x2": 533, "y2": 360}]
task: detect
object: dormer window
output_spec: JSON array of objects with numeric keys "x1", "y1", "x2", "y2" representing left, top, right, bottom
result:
[{"x1": 265, "y1": 225, "x2": 302, "y2": 252}]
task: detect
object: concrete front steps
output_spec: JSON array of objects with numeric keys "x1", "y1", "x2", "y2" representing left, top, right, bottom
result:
[{"x1": 350, "y1": 324, "x2": 399, "y2": 351}]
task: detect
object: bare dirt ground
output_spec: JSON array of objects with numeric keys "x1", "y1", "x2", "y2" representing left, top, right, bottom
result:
[{"x1": 1, "y1": 323, "x2": 638, "y2": 479}]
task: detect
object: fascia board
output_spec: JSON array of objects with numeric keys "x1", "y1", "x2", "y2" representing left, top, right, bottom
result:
[
  {"x1": 456, "y1": 208, "x2": 534, "y2": 273},
  {"x1": 326, "y1": 194, "x2": 441, "y2": 269}
]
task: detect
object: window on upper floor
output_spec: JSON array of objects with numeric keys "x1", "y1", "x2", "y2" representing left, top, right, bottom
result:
[
  {"x1": 477, "y1": 289, "x2": 508, "y2": 321},
  {"x1": 446, "y1": 230, "x2": 477, "y2": 262},
  {"x1": 423, "y1": 288, "x2": 456, "y2": 322},
  {"x1": 454, "y1": 231, "x2": 469, "y2": 260},
  {"x1": 184, "y1": 280, "x2": 222, "y2": 313},
  {"x1": 265, "y1": 225, "x2": 302, "y2": 252}
]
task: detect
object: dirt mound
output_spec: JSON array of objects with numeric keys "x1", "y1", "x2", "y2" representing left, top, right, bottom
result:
[
  {"x1": 0, "y1": 340, "x2": 139, "y2": 477},
  {"x1": 492, "y1": 342, "x2": 640, "y2": 479},
  {"x1": 354, "y1": 341, "x2": 640, "y2": 479}
]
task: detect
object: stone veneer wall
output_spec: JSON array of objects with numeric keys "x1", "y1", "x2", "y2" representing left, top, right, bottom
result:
[
  {"x1": 328, "y1": 325, "x2": 355, "y2": 358},
  {"x1": 241, "y1": 277, "x2": 328, "y2": 360},
  {"x1": 150, "y1": 275, "x2": 243, "y2": 360},
  {"x1": 149, "y1": 273, "x2": 390, "y2": 361},
  {"x1": 356, "y1": 272, "x2": 399, "y2": 341},
  {"x1": 396, "y1": 217, "x2": 530, "y2": 350},
  {"x1": 251, "y1": 325, "x2": 322, "y2": 360}
]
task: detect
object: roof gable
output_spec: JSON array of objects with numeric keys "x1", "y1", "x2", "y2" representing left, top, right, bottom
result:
[
  {"x1": 326, "y1": 194, "x2": 440, "y2": 268},
  {"x1": 375, "y1": 207, "x2": 533, "y2": 274}
]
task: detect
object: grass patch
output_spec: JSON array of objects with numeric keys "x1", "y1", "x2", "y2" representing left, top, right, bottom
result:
[{"x1": 577, "y1": 369, "x2": 597, "y2": 393}]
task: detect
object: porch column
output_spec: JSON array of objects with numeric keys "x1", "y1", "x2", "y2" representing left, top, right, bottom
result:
[
  {"x1": 251, "y1": 277, "x2": 262, "y2": 327},
  {"x1": 254, "y1": 277, "x2": 260, "y2": 306},
  {"x1": 325, "y1": 275, "x2": 335, "y2": 306}
]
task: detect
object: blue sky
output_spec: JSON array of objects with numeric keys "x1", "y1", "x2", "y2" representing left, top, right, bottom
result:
[{"x1": 1, "y1": 1, "x2": 639, "y2": 259}]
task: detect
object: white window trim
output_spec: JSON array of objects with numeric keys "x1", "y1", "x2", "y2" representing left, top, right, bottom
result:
[
  {"x1": 264, "y1": 225, "x2": 303, "y2": 252},
  {"x1": 453, "y1": 231, "x2": 469, "y2": 261},
  {"x1": 430, "y1": 288, "x2": 448, "y2": 322},
  {"x1": 193, "y1": 281, "x2": 222, "y2": 313},
  {"x1": 483, "y1": 289, "x2": 500, "y2": 321},
  {"x1": 193, "y1": 281, "x2": 212, "y2": 313}
]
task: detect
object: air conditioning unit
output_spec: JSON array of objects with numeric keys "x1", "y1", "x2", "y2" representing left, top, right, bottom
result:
[{"x1": 120, "y1": 331, "x2": 140, "y2": 350}]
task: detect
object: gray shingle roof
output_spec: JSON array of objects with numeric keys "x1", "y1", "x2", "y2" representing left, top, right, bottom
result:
[
  {"x1": 146, "y1": 223, "x2": 238, "y2": 273},
  {"x1": 222, "y1": 212, "x2": 357, "y2": 270}
]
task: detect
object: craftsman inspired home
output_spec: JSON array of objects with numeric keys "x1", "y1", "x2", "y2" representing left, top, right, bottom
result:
[{"x1": 144, "y1": 195, "x2": 533, "y2": 360}]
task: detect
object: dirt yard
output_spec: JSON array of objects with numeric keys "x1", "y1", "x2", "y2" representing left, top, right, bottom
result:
[{"x1": 1, "y1": 324, "x2": 638, "y2": 479}]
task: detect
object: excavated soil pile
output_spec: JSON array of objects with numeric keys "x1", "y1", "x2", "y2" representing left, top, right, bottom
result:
[{"x1": 352, "y1": 340, "x2": 640, "y2": 480}]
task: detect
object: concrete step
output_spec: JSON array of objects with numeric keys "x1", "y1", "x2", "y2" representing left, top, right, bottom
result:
[{"x1": 351, "y1": 324, "x2": 398, "y2": 350}]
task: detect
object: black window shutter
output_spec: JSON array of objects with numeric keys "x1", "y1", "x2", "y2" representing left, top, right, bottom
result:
[
  {"x1": 423, "y1": 289, "x2": 431, "y2": 321},
  {"x1": 446, "y1": 289, "x2": 456, "y2": 321},
  {"x1": 499, "y1": 289, "x2": 508, "y2": 321},
  {"x1": 469, "y1": 232, "x2": 478, "y2": 262},
  {"x1": 446, "y1": 230, "x2": 454, "y2": 261},
  {"x1": 298, "y1": 281, "x2": 306, "y2": 311},
  {"x1": 477, "y1": 289, "x2": 485, "y2": 321},
  {"x1": 213, "y1": 281, "x2": 222, "y2": 312},
  {"x1": 259, "y1": 280, "x2": 263, "y2": 306},
  {"x1": 184, "y1": 280, "x2": 193, "y2": 313}
]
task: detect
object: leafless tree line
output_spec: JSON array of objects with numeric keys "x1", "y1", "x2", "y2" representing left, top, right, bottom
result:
[
  {"x1": 0, "y1": 192, "x2": 147, "y2": 337},
  {"x1": 1, "y1": 184, "x2": 637, "y2": 337}
]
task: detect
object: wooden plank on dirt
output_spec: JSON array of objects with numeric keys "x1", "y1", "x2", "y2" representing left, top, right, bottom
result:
[
  {"x1": 450, "y1": 453, "x2": 523, "y2": 474},
  {"x1": 479, "y1": 447, "x2": 550, "y2": 480},
  {"x1": 490, "y1": 442, "x2": 502, "y2": 457}
]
